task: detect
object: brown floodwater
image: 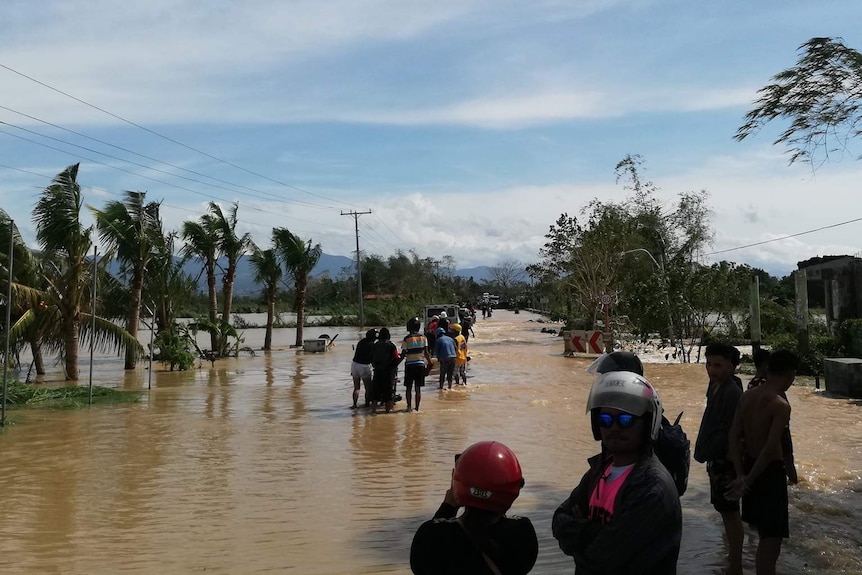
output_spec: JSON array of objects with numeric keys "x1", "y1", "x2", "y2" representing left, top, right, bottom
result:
[{"x1": 0, "y1": 311, "x2": 860, "y2": 574}]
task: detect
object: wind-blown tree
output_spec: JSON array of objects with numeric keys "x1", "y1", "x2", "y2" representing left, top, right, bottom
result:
[
  {"x1": 147, "y1": 230, "x2": 197, "y2": 334},
  {"x1": 535, "y1": 155, "x2": 715, "y2": 358},
  {"x1": 273, "y1": 228, "x2": 321, "y2": 346},
  {"x1": 30, "y1": 164, "x2": 142, "y2": 380},
  {"x1": 736, "y1": 37, "x2": 862, "y2": 166},
  {"x1": 0, "y1": 208, "x2": 45, "y2": 374},
  {"x1": 249, "y1": 246, "x2": 281, "y2": 351},
  {"x1": 91, "y1": 191, "x2": 162, "y2": 369},
  {"x1": 181, "y1": 214, "x2": 219, "y2": 353},
  {"x1": 209, "y1": 202, "x2": 253, "y2": 324},
  {"x1": 489, "y1": 259, "x2": 527, "y2": 302}
]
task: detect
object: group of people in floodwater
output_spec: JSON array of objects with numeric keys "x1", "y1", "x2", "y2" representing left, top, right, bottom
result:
[
  {"x1": 350, "y1": 308, "x2": 476, "y2": 414},
  {"x1": 406, "y1": 343, "x2": 799, "y2": 575}
]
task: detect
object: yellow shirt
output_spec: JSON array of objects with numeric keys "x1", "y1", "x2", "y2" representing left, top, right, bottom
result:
[{"x1": 455, "y1": 334, "x2": 468, "y2": 365}]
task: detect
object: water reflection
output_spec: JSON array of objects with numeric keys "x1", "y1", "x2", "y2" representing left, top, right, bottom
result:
[{"x1": 0, "y1": 312, "x2": 859, "y2": 574}]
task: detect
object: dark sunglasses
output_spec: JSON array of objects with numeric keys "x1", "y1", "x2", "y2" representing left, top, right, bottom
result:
[{"x1": 598, "y1": 413, "x2": 638, "y2": 429}]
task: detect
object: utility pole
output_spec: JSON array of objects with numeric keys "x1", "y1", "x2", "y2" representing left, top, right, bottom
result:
[{"x1": 341, "y1": 210, "x2": 372, "y2": 329}]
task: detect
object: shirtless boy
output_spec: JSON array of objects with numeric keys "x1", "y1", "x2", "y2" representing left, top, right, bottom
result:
[{"x1": 727, "y1": 350, "x2": 798, "y2": 575}]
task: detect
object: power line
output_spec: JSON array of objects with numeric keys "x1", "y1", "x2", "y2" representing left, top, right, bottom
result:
[
  {"x1": 0, "y1": 129, "x2": 344, "y2": 229},
  {"x1": 0, "y1": 119, "x2": 332, "y2": 210},
  {"x1": 707, "y1": 216, "x2": 862, "y2": 255},
  {"x1": 0, "y1": 104, "x2": 336, "y2": 210},
  {"x1": 373, "y1": 213, "x2": 408, "y2": 246},
  {"x1": 0, "y1": 61, "x2": 363, "y2": 208}
]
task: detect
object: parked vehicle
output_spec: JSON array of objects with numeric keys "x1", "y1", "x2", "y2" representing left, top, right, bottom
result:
[{"x1": 423, "y1": 304, "x2": 460, "y2": 328}]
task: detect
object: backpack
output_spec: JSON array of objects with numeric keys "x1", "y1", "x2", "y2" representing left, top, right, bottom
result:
[{"x1": 654, "y1": 411, "x2": 691, "y2": 497}]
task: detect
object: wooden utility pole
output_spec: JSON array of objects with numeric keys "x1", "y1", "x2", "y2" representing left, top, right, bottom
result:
[
  {"x1": 749, "y1": 275, "x2": 762, "y2": 351},
  {"x1": 341, "y1": 210, "x2": 372, "y2": 329},
  {"x1": 794, "y1": 269, "x2": 810, "y2": 355}
]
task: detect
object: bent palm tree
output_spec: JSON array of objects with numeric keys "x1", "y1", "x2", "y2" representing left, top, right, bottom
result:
[
  {"x1": 91, "y1": 191, "x2": 163, "y2": 369},
  {"x1": 249, "y1": 246, "x2": 281, "y2": 351},
  {"x1": 31, "y1": 164, "x2": 142, "y2": 380},
  {"x1": 273, "y1": 228, "x2": 321, "y2": 347},
  {"x1": 209, "y1": 202, "x2": 253, "y2": 327},
  {"x1": 181, "y1": 215, "x2": 219, "y2": 353}
]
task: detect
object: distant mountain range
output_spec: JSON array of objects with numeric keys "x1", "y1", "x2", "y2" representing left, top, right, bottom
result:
[{"x1": 140, "y1": 253, "x2": 495, "y2": 295}]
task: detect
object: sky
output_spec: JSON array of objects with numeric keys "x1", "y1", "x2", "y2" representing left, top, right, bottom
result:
[{"x1": 1, "y1": 0, "x2": 861, "y2": 277}]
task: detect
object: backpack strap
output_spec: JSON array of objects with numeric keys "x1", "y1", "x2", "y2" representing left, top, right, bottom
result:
[{"x1": 456, "y1": 517, "x2": 503, "y2": 575}]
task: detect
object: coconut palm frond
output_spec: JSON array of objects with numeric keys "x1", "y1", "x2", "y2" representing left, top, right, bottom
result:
[{"x1": 79, "y1": 313, "x2": 144, "y2": 359}]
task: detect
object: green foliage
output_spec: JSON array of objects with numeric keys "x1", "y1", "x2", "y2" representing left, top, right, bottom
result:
[
  {"x1": 190, "y1": 318, "x2": 243, "y2": 357},
  {"x1": 766, "y1": 332, "x2": 843, "y2": 376},
  {"x1": 4, "y1": 380, "x2": 140, "y2": 409},
  {"x1": 154, "y1": 327, "x2": 196, "y2": 371},
  {"x1": 736, "y1": 37, "x2": 862, "y2": 166},
  {"x1": 838, "y1": 318, "x2": 862, "y2": 357},
  {"x1": 756, "y1": 298, "x2": 797, "y2": 336}
]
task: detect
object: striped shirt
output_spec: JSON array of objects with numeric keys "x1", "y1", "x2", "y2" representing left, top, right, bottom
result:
[{"x1": 402, "y1": 333, "x2": 428, "y2": 366}]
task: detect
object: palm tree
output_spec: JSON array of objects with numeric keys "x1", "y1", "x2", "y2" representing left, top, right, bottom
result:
[
  {"x1": 273, "y1": 228, "x2": 321, "y2": 346},
  {"x1": 0, "y1": 208, "x2": 44, "y2": 374},
  {"x1": 91, "y1": 191, "x2": 162, "y2": 369},
  {"x1": 181, "y1": 215, "x2": 219, "y2": 353},
  {"x1": 147, "y1": 230, "x2": 197, "y2": 334},
  {"x1": 31, "y1": 164, "x2": 141, "y2": 380},
  {"x1": 249, "y1": 246, "x2": 281, "y2": 350},
  {"x1": 209, "y1": 202, "x2": 253, "y2": 325}
]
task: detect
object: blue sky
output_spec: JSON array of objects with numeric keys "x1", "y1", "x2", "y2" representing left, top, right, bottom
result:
[{"x1": 1, "y1": 0, "x2": 861, "y2": 276}]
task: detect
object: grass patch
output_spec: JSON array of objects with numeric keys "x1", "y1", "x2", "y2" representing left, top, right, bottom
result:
[{"x1": 3, "y1": 380, "x2": 141, "y2": 409}]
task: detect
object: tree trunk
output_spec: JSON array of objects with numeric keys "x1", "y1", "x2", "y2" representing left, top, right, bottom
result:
[
  {"x1": 294, "y1": 276, "x2": 307, "y2": 347},
  {"x1": 124, "y1": 262, "x2": 145, "y2": 369},
  {"x1": 222, "y1": 257, "x2": 236, "y2": 328},
  {"x1": 64, "y1": 312, "x2": 79, "y2": 381},
  {"x1": 264, "y1": 287, "x2": 274, "y2": 351},
  {"x1": 30, "y1": 338, "x2": 45, "y2": 375},
  {"x1": 206, "y1": 259, "x2": 218, "y2": 353}
]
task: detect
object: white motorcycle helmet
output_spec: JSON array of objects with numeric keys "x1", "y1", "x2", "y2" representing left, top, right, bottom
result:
[{"x1": 586, "y1": 370, "x2": 663, "y2": 441}]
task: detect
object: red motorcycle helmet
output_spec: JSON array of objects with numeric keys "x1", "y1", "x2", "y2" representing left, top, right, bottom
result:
[{"x1": 453, "y1": 441, "x2": 525, "y2": 513}]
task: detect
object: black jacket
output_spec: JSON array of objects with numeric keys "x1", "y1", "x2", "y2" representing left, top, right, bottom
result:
[
  {"x1": 693, "y1": 379, "x2": 743, "y2": 464},
  {"x1": 410, "y1": 502, "x2": 538, "y2": 575},
  {"x1": 552, "y1": 452, "x2": 681, "y2": 575}
]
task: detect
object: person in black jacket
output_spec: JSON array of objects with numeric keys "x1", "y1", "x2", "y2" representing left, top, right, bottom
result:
[
  {"x1": 350, "y1": 328, "x2": 377, "y2": 408},
  {"x1": 552, "y1": 366, "x2": 682, "y2": 574},
  {"x1": 410, "y1": 441, "x2": 538, "y2": 575},
  {"x1": 369, "y1": 327, "x2": 402, "y2": 414},
  {"x1": 694, "y1": 343, "x2": 744, "y2": 575}
]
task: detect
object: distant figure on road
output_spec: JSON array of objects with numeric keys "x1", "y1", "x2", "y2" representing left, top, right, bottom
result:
[
  {"x1": 402, "y1": 317, "x2": 431, "y2": 412},
  {"x1": 434, "y1": 327, "x2": 456, "y2": 390},
  {"x1": 370, "y1": 328, "x2": 402, "y2": 414}
]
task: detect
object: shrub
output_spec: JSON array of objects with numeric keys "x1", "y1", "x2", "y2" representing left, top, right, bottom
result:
[{"x1": 154, "y1": 329, "x2": 196, "y2": 371}]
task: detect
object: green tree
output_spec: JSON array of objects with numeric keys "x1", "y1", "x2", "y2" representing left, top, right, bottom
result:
[
  {"x1": 181, "y1": 214, "x2": 219, "y2": 353},
  {"x1": 0, "y1": 208, "x2": 45, "y2": 374},
  {"x1": 209, "y1": 202, "x2": 253, "y2": 325},
  {"x1": 274, "y1": 228, "x2": 322, "y2": 346},
  {"x1": 30, "y1": 164, "x2": 142, "y2": 379},
  {"x1": 147, "y1": 230, "x2": 197, "y2": 334},
  {"x1": 736, "y1": 37, "x2": 862, "y2": 166},
  {"x1": 249, "y1": 247, "x2": 281, "y2": 351},
  {"x1": 91, "y1": 191, "x2": 163, "y2": 369}
]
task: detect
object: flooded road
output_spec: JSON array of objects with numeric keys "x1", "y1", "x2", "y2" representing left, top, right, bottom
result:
[{"x1": 1, "y1": 311, "x2": 860, "y2": 574}]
